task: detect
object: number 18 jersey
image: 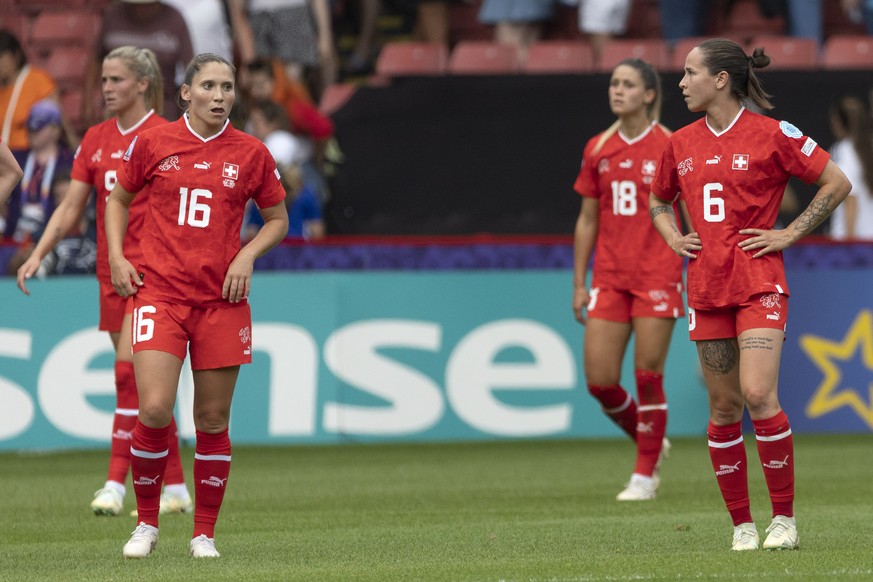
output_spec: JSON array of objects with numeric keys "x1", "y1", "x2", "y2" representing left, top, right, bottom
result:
[
  {"x1": 652, "y1": 108, "x2": 829, "y2": 309},
  {"x1": 118, "y1": 116, "x2": 286, "y2": 307},
  {"x1": 574, "y1": 123, "x2": 683, "y2": 290}
]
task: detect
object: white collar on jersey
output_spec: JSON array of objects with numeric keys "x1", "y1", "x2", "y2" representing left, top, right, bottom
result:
[
  {"x1": 183, "y1": 113, "x2": 230, "y2": 143},
  {"x1": 706, "y1": 107, "x2": 745, "y2": 137},
  {"x1": 116, "y1": 110, "x2": 155, "y2": 136},
  {"x1": 618, "y1": 121, "x2": 655, "y2": 145}
]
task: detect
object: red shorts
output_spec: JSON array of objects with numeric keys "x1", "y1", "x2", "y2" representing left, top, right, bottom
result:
[
  {"x1": 99, "y1": 279, "x2": 129, "y2": 332},
  {"x1": 130, "y1": 297, "x2": 253, "y2": 370},
  {"x1": 688, "y1": 293, "x2": 788, "y2": 341},
  {"x1": 587, "y1": 284, "x2": 685, "y2": 323}
]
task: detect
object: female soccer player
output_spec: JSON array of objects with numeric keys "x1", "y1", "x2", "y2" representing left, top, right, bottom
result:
[
  {"x1": 572, "y1": 58, "x2": 682, "y2": 501},
  {"x1": 16, "y1": 46, "x2": 192, "y2": 517},
  {"x1": 106, "y1": 53, "x2": 288, "y2": 559},
  {"x1": 649, "y1": 38, "x2": 851, "y2": 551}
]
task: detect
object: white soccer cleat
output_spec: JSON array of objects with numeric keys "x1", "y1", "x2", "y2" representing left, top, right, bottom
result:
[
  {"x1": 651, "y1": 437, "x2": 671, "y2": 491},
  {"x1": 159, "y1": 491, "x2": 193, "y2": 514},
  {"x1": 91, "y1": 487, "x2": 123, "y2": 517},
  {"x1": 763, "y1": 515, "x2": 799, "y2": 550},
  {"x1": 616, "y1": 473, "x2": 657, "y2": 501},
  {"x1": 189, "y1": 534, "x2": 220, "y2": 558},
  {"x1": 731, "y1": 522, "x2": 760, "y2": 551},
  {"x1": 123, "y1": 522, "x2": 158, "y2": 558}
]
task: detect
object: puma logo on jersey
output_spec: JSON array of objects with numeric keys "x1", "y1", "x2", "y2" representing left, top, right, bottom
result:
[
  {"x1": 766, "y1": 311, "x2": 781, "y2": 321},
  {"x1": 706, "y1": 155, "x2": 721, "y2": 164},
  {"x1": 194, "y1": 161, "x2": 212, "y2": 170},
  {"x1": 110, "y1": 149, "x2": 124, "y2": 159},
  {"x1": 619, "y1": 159, "x2": 633, "y2": 169}
]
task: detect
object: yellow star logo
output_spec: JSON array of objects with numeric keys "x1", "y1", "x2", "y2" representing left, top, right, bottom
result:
[{"x1": 800, "y1": 310, "x2": 873, "y2": 429}]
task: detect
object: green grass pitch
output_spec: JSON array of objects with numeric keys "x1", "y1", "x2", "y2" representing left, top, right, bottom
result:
[{"x1": 1, "y1": 434, "x2": 872, "y2": 581}]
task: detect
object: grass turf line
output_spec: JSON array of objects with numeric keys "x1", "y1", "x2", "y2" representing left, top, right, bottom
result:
[{"x1": 1, "y1": 434, "x2": 872, "y2": 581}]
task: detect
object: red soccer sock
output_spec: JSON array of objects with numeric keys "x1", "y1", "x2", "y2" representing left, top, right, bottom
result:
[
  {"x1": 588, "y1": 383, "x2": 637, "y2": 440},
  {"x1": 708, "y1": 420, "x2": 752, "y2": 526},
  {"x1": 633, "y1": 370, "x2": 668, "y2": 477},
  {"x1": 107, "y1": 361, "x2": 138, "y2": 484},
  {"x1": 193, "y1": 429, "x2": 232, "y2": 539},
  {"x1": 130, "y1": 420, "x2": 171, "y2": 528},
  {"x1": 164, "y1": 416, "x2": 186, "y2": 486},
  {"x1": 753, "y1": 410, "x2": 795, "y2": 518}
]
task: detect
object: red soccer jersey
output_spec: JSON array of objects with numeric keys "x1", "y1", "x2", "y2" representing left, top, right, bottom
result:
[
  {"x1": 117, "y1": 116, "x2": 286, "y2": 307},
  {"x1": 71, "y1": 111, "x2": 167, "y2": 284},
  {"x1": 652, "y1": 108, "x2": 829, "y2": 309},
  {"x1": 574, "y1": 123, "x2": 683, "y2": 290}
]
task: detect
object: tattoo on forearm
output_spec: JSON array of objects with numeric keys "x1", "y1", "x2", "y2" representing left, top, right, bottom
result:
[
  {"x1": 794, "y1": 193, "x2": 835, "y2": 234},
  {"x1": 649, "y1": 205, "x2": 673, "y2": 220},
  {"x1": 740, "y1": 336, "x2": 775, "y2": 351},
  {"x1": 699, "y1": 339, "x2": 738, "y2": 375}
]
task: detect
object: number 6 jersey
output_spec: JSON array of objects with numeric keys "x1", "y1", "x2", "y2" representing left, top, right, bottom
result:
[
  {"x1": 118, "y1": 115, "x2": 286, "y2": 307},
  {"x1": 652, "y1": 108, "x2": 830, "y2": 310}
]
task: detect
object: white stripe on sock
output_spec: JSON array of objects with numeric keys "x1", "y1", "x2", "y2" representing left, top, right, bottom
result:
[
  {"x1": 194, "y1": 453, "x2": 232, "y2": 462},
  {"x1": 131, "y1": 447, "x2": 168, "y2": 459},
  {"x1": 755, "y1": 428, "x2": 792, "y2": 442},
  {"x1": 708, "y1": 435, "x2": 744, "y2": 448}
]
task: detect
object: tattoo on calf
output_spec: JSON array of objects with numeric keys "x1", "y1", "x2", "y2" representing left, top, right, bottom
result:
[{"x1": 700, "y1": 340, "x2": 738, "y2": 375}]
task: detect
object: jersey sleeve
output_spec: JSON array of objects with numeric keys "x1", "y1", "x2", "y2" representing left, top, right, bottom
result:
[
  {"x1": 652, "y1": 139, "x2": 679, "y2": 201},
  {"x1": 773, "y1": 121, "x2": 830, "y2": 184},
  {"x1": 117, "y1": 134, "x2": 149, "y2": 193},
  {"x1": 70, "y1": 129, "x2": 95, "y2": 185},
  {"x1": 572, "y1": 137, "x2": 599, "y2": 198},
  {"x1": 252, "y1": 145, "x2": 287, "y2": 210}
]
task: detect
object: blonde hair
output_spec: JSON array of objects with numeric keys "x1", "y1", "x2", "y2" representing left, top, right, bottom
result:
[{"x1": 105, "y1": 46, "x2": 163, "y2": 115}]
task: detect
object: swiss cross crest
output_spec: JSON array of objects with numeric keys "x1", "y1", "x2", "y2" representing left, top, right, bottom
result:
[
  {"x1": 732, "y1": 154, "x2": 750, "y2": 171},
  {"x1": 642, "y1": 159, "x2": 656, "y2": 176},
  {"x1": 222, "y1": 162, "x2": 239, "y2": 181}
]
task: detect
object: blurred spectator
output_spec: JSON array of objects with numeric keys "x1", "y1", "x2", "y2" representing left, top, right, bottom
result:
[
  {"x1": 841, "y1": 0, "x2": 873, "y2": 33},
  {"x1": 244, "y1": 98, "x2": 325, "y2": 240},
  {"x1": 246, "y1": 97, "x2": 328, "y2": 202},
  {"x1": 0, "y1": 29, "x2": 58, "y2": 152},
  {"x1": 760, "y1": 0, "x2": 822, "y2": 45},
  {"x1": 478, "y1": 0, "x2": 557, "y2": 60},
  {"x1": 345, "y1": 0, "x2": 384, "y2": 76},
  {"x1": 243, "y1": 0, "x2": 337, "y2": 98},
  {"x1": 576, "y1": 0, "x2": 631, "y2": 63},
  {"x1": 393, "y1": 0, "x2": 454, "y2": 45},
  {"x1": 5, "y1": 100, "x2": 75, "y2": 264},
  {"x1": 828, "y1": 95, "x2": 873, "y2": 240},
  {"x1": 658, "y1": 0, "x2": 709, "y2": 44},
  {"x1": 83, "y1": 0, "x2": 194, "y2": 124}
]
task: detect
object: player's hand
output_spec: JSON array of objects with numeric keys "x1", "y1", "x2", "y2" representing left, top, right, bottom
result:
[
  {"x1": 16, "y1": 253, "x2": 43, "y2": 295},
  {"x1": 671, "y1": 231, "x2": 702, "y2": 259},
  {"x1": 738, "y1": 228, "x2": 792, "y2": 257},
  {"x1": 109, "y1": 257, "x2": 142, "y2": 297},
  {"x1": 573, "y1": 287, "x2": 590, "y2": 325},
  {"x1": 223, "y1": 254, "x2": 254, "y2": 303}
]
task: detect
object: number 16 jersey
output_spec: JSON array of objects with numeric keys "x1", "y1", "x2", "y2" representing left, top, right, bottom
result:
[{"x1": 118, "y1": 115, "x2": 286, "y2": 307}]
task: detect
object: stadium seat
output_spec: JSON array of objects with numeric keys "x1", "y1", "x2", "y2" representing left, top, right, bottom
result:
[
  {"x1": 448, "y1": 41, "x2": 520, "y2": 75},
  {"x1": 319, "y1": 82, "x2": 358, "y2": 116},
  {"x1": 375, "y1": 42, "x2": 448, "y2": 76},
  {"x1": 821, "y1": 35, "x2": 873, "y2": 69},
  {"x1": 38, "y1": 47, "x2": 90, "y2": 87},
  {"x1": 748, "y1": 36, "x2": 818, "y2": 70},
  {"x1": 523, "y1": 41, "x2": 594, "y2": 74},
  {"x1": 597, "y1": 39, "x2": 670, "y2": 72},
  {"x1": 719, "y1": 0, "x2": 786, "y2": 43},
  {"x1": 30, "y1": 10, "x2": 100, "y2": 48}
]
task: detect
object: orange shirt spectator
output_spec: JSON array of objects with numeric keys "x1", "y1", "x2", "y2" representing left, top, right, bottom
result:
[{"x1": 0, "y1": 30, "x2": 57, "y2": 151}]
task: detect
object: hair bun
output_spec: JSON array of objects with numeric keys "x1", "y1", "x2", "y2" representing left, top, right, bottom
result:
[{"x1": 749, "y1": 48, "x2": 771, "y2": 69}]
